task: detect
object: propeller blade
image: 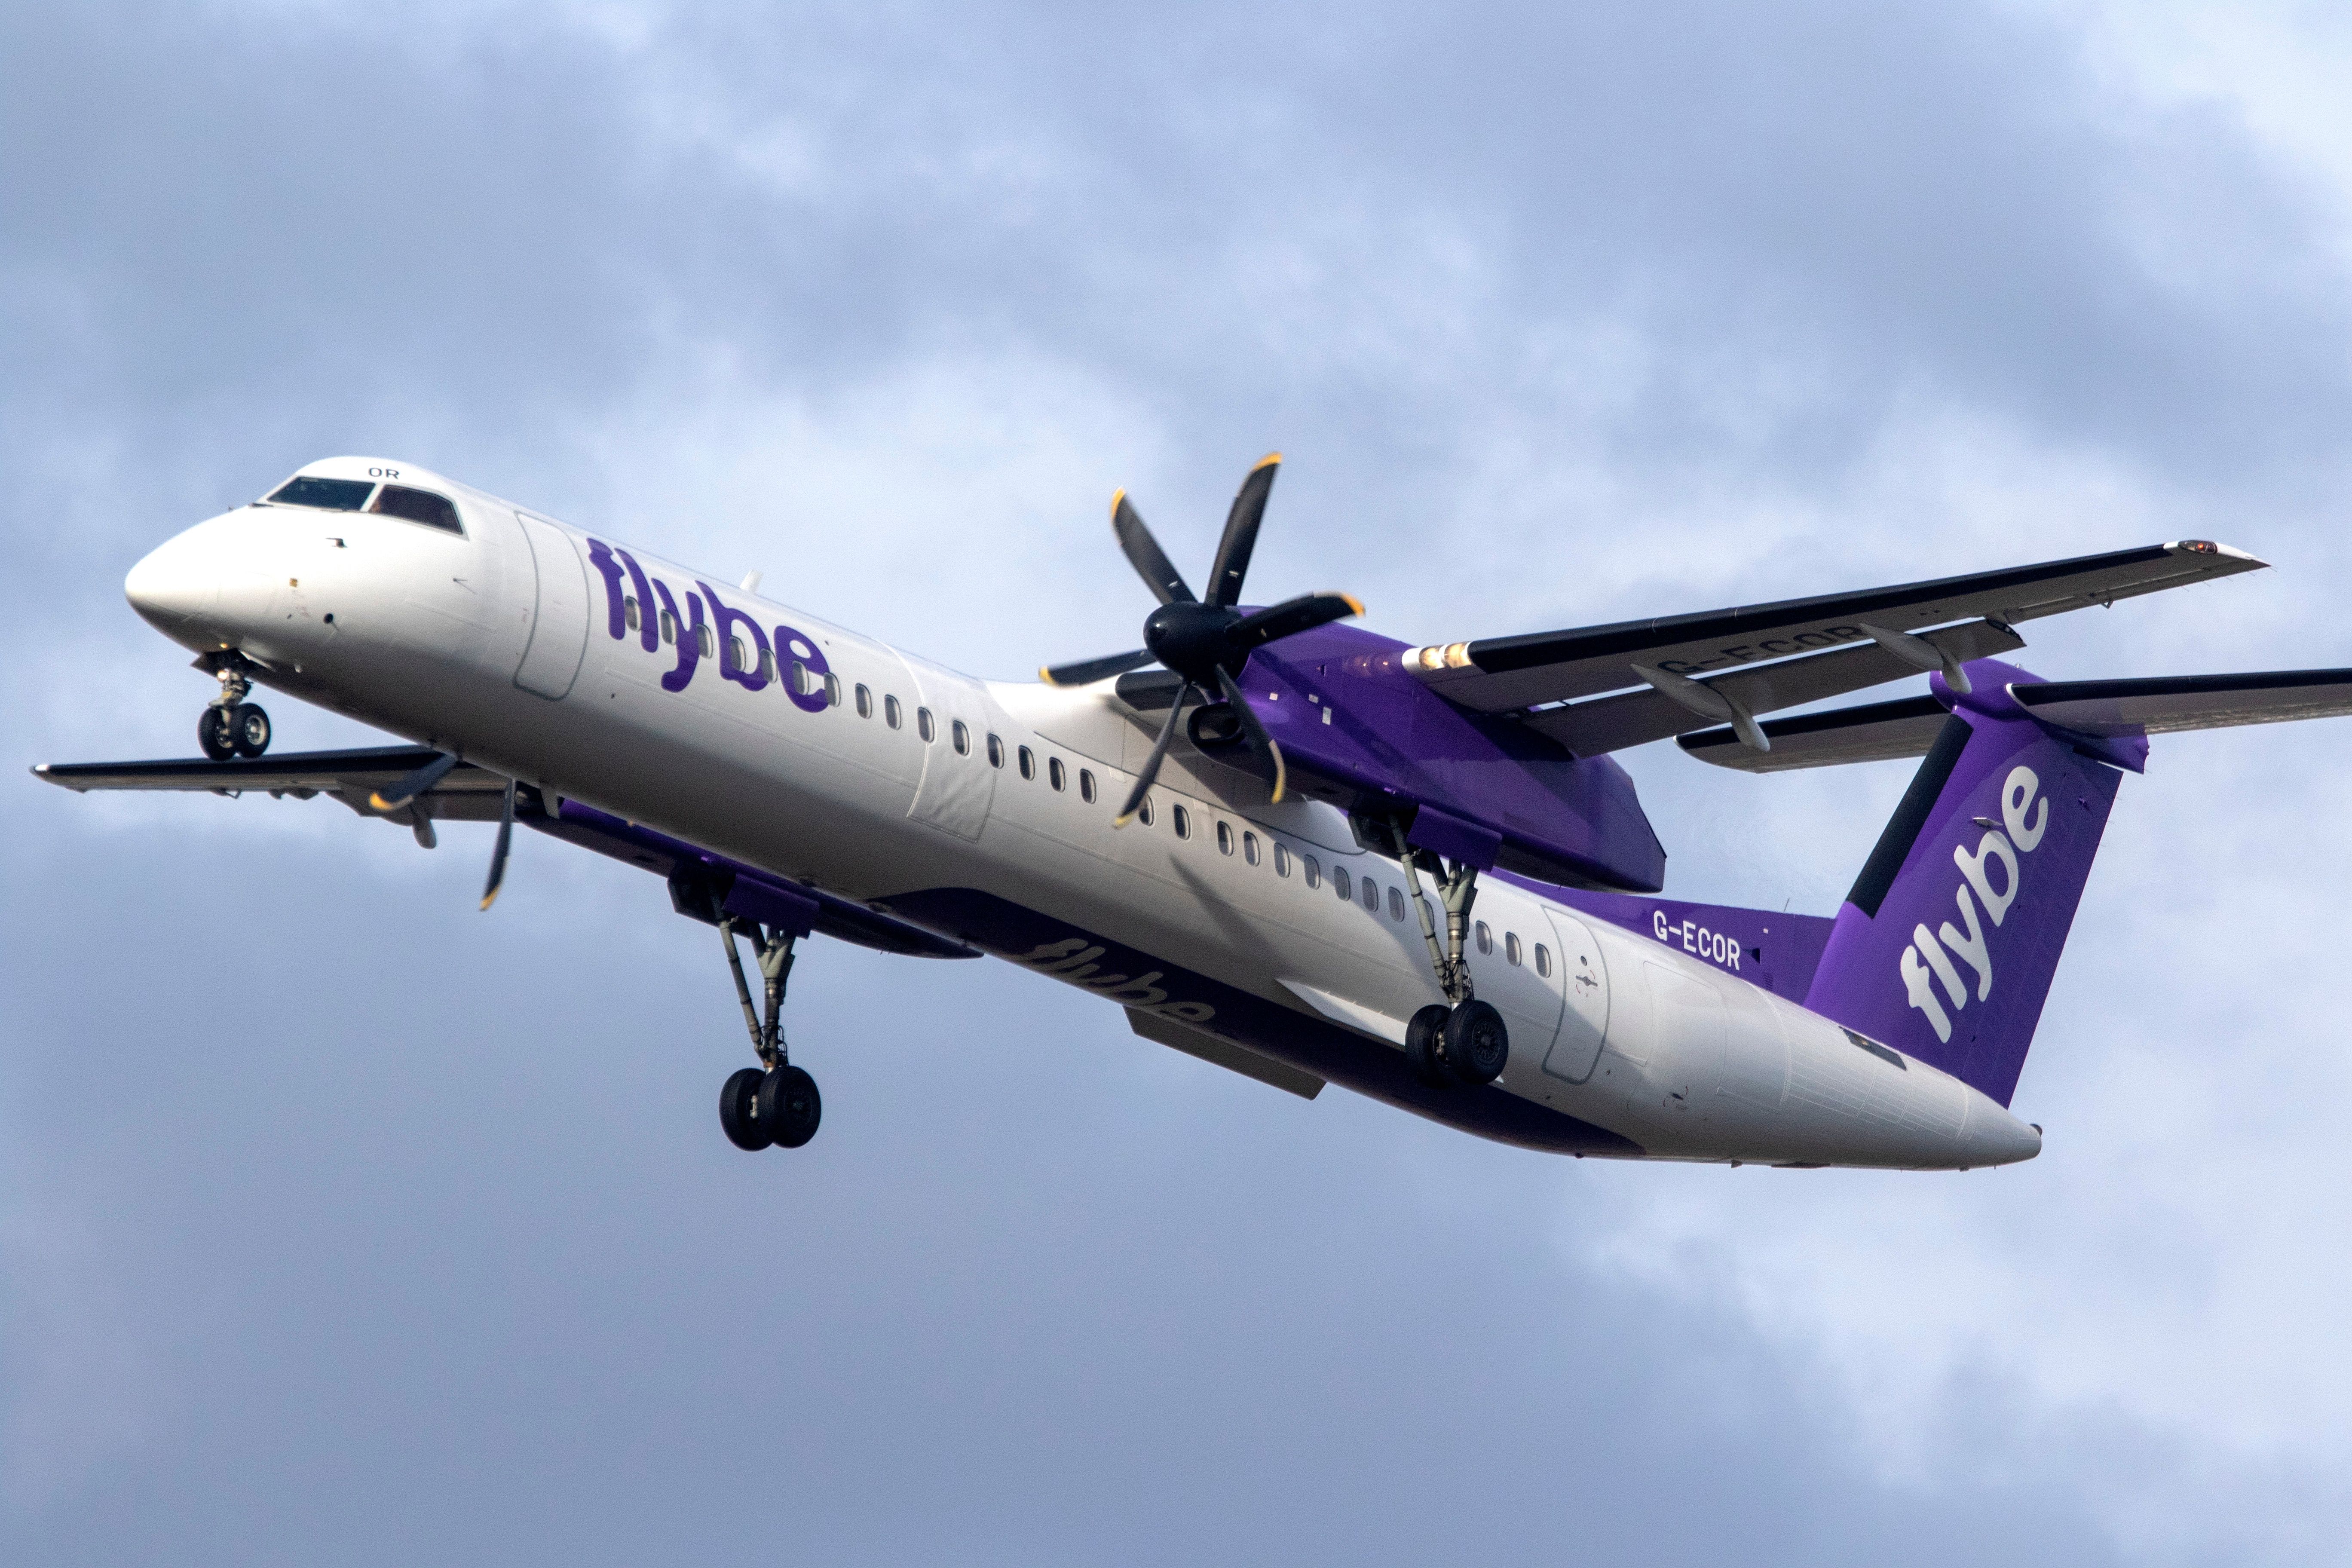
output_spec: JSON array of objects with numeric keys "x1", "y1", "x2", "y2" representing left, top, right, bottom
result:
[
  {"x1": 1228, "y1": 591, "x2": 1363, "y2": 651},
  {"x1": 1214, "y1": 664, "x2": 1287, "y2": 804},
  {"x1": 1041, "y1": 648, "x2": 1157, "y2": 688},
  {"x1": 1114, "y1": 682, "x2": 1194, "y2": 827},
  {"x1": 368, "y1": 750, "x2": 459, "y2": 812},
  {"x1": 1205, "y1": 453, "x2": 1280, "y2": 608},
  {"x1": 479, "y1": 778, "x2": 517, "y2": 911},
  {"x1": 1112, "y1": 491, "x2": 1197, "y2": 605}
]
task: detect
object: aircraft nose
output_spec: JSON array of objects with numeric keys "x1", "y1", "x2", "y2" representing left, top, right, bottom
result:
[{"x1": 124, "y1": 527, "x2": 222, "y2": 630}]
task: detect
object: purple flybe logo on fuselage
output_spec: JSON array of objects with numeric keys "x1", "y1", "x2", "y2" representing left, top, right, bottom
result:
[
  {"x1": 1899, "y1": 764, "x2": 2047, "y2": 1043},
  {"x1": 583, "y1": 538, "x2": 833, "y2": 709}
]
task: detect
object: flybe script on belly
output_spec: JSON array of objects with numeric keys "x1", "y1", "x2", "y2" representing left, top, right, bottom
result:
[{"x1": 1900, "y1": 764, "x2": 2047, "y2": 1043}]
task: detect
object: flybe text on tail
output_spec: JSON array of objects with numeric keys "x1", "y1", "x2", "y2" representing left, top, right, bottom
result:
[{"x1": 1900, "y1": 765, "x2": 2047, "y2": 1042}]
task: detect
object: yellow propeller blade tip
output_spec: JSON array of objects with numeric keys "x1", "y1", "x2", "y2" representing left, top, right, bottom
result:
[
  {"x1": 1110, "y1": 487, "x2": 1127, "y2": 517},
  {"x1": 1112, "y1": 812, "x2": 1135, "y2": 829},
  {"x1": 1255, "y1": 452, "x2": 1282, "y2": 470},
  {"x1": 479, "y1": 891, "x2": 502, "y2": 912},
  {"x1": 1269, "y1": 744, "x2": 1287, "y2": 804},
  {"x1": 368, "y1": 792, "x2": 396, "y2": 811},
  {"x1": 1037, "y1": 666, "x2": 1059, "y2": 686},
  {"x1": 1340, "y1": 594, "x2": 1365, "y2": 616}
]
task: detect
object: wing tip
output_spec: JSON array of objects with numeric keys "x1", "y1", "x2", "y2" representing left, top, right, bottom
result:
[{"x1": 2169, "y1": 539, "x2": 2269, "y2": 569}]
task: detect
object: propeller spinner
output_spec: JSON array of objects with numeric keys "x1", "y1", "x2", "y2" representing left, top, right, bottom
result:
[{"x1": 1040, "y1": 454, "x2": 1362, "y2": 824}]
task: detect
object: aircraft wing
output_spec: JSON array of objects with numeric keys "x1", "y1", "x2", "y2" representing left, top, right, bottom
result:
[
  {"x1": 1403, "y1": 540, "x2": 2264, "y2": 755},
  {"x1": 33, "y1": 745, "x2": 980, "y2": 959},
  {"x1": 1677, "y1": 667, "x2": 2352, "y2": 773},
  {"x1": 33, "y1": 745, "x2": 507, "y2": 823}
]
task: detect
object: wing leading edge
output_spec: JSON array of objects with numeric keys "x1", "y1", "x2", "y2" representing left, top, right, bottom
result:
[{"x1": 1405, "y1": 540, "x2": 2265, "y2": 756}]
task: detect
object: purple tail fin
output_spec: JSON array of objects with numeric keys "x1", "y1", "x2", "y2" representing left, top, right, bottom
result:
[{"x1": 1803, "y1": 660, "x2": 2133, "y2": 1107}]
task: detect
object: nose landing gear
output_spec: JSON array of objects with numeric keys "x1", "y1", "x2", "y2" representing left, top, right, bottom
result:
[{"x1": 196, "y1": 653, "x2": 271, "y2": 760}]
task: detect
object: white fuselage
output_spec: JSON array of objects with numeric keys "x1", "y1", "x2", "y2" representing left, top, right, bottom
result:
[{"x1": 123, "y1": 459, "x2": 2042, "y2": 1171}]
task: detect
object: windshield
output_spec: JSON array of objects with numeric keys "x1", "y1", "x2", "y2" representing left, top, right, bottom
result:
[
  {"x1": 267, "y1": 477, "x2": 376, "y2": 511},
  {"x1": 369, "y1": 484, "x2": 464, "y2": 535}
]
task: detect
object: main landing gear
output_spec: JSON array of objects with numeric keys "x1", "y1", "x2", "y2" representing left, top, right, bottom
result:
[
  {"x1": 711, "y1": 911, "x2": 822, "y2": 1152},
  {"x1": 1388, "y1": 820, "x2": 1509, "y2": 1090},
  {"x1": 196, "y1": 652, "x2": 271, "y2": 761}
]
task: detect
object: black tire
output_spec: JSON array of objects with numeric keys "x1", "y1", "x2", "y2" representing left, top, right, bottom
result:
[
  {"x1": 1404, "y1": 1004, "x2": 1454, "y2": 1088},
  {"x1": 720, "y1": 1066, "x2": 772, "y2": 1151},
  {"x1": 1442, "y1": 999, "x2": 1509, "y2": 1086},
  {"x1": 197, "y1": 706, "x2": 236, "y2": 761},
  {"x1": 756, "y1": 1065, "x2": 821, "y2": 1149},
  {"x1": 230, "y1": 702, "x2": 271, "y2": 758}
]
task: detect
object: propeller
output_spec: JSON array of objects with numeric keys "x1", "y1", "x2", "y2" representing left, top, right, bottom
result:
[
  {"x1": 1040, "y1": 454, "x2": 1363, "y2": 823},
  {"x1": 479, "y1": 778, "x2": 517, "y2": 911}
]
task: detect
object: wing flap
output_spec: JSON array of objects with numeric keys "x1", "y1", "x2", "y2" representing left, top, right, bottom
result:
[
  {"x1": 1409, "y1": 540, "x2": 2263, "y2": 716},
  {"x1": 1678, "y1": 695, "x2": 1954, "y2": 773},
  {"x1": 1527, "y1": 619, "x2": 2018, "y2": 757},
  {"x1": 2011, "y1": 669, "x2": 2352, "y2": 736}
]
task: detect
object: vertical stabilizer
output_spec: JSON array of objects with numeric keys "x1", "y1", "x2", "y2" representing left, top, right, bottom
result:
[{"x1": 1803, "y1": 660, "x2": 2130, "y2": 1106}]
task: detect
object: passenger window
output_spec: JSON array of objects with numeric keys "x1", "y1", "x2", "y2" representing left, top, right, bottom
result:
[
  {"x1": 1243, "y1": 831, "x2": 1260, "y2": 866},
  {"x1": 1302, "y1": 854, "x2": 1320, "y2": 889},
  {"x1": 1332, "y1": 866, "x2": 1352, "y2": 900},
  {"x1": 986, "y1": 734, "x2": 1004, "y2": 768},
  {"x1": 1476, "y1": 922, "x2": 1492, "y2": 955},
  {"x1": 855, "y1": 684, "x2": 873, "y2": 718},
  {"x1": 1137, "y1": 796, "x2": 1155, "y2": 827},
  {"x1": 370, "y1": 484, "x2": 463, "y2": 534},
  {"x1": 1361, "y1": 877, "x2": 1379, "y2": 912},
  {"x1": 268, "y1": 476, "x2": 374, "y2": 511},
  {"x1": 1216, "y1": 821, "x2": 1234, "y2": 855},
  {"x1": 1018, "y1": 745, "x2": 1036, "y2": 780},
  {"x1": 660, "y1": 609, "x2": 677, "y2": 646},
  {"x1": 696, "y1": 624, "x2": 715, "y2": 658},
  {"x1": 885, "y1": 695, "x2": 903, "y2": 729},
  {"x1": 1507, "y1": 932, "x2": 1522, "y2": 966},
  {"x1": 788, "y1": 659, "x2": 808, "y2": 695},
  {"x1": 1079, "y1": 769, "x2": 1096, "y2": 803},
  {"x1": 1535, "y1": 944, "x2": 1553, "y2": 978},
  {"x1": 824, "y1": 673, "x2": 841, "y2": 707},
  {"x1": 1274, "y1": 842, "x2": 1290, "y2": 876},
  {"x1": 1049, "y1": 757, "x2": 1066, "y2": 791},
  {"x1": 1173, "y1": 804, "x2": 1191, "y2": 839},
  {"x1": 1387, "y1": 886, "x2": 1405, "y2": 922},
  {"x1": 624, "y1": 596, "x2": 640, "y2": 631},
  {"x1": 917, "y1": 708, "x2": 936, "y2": 743},
  {"x1": 952, "y1": 720, "x2": 971, "y2": 756},
  {"x1": 729, "y1": 635, "x2": 748, "y2": 671}
]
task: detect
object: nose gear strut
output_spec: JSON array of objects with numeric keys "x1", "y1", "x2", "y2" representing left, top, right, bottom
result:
[
  {"x1": 196, "y1": 650, "x2": 272, "y2": 760},
  {"x1": 1389, "y1": 818, "x2": 1509, "y2": 1090}
]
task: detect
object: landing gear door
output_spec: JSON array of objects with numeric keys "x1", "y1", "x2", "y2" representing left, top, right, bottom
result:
[
  {"x1": 511, "y1": 511, "x2": 591, "y2": 701},
  {"x1": 1540, "y1": 907, "x2": 1611, "y2": 1084},
  {"x1": 904, "y1": 660, "x2": 998, "y2": 841}
]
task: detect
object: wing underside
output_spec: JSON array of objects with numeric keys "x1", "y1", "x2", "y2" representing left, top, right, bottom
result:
[
  {"x1": 1678, "y1": 668, "x2": 2352, "y2": 773},
  {"x1": 33, "y1": 746, "x2": 976, "y2": 958}
]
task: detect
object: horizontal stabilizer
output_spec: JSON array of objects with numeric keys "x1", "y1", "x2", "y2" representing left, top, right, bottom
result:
[
  {"x1": 1678, "y1": 695, "x2": 1952, "y2": 773},
  {"x1": 2010, "y1": 669, "x2": 2352, "y2": 736}
]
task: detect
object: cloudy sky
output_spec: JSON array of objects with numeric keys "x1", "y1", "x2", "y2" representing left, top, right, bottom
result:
[{"x1": 9, "y1": 1, "x2": 2352, "y2": 1561}]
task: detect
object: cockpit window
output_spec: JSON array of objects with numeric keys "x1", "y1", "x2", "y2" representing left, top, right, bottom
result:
[
  {"x1": 369, "y1": 484, "x2": 464, "y2": 535},
  {"x1": 267, "y1": 476, "x2": 376, "y2": 511}
]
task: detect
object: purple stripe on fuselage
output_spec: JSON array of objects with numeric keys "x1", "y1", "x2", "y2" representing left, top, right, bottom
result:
[{"x1": 875, "y1": 887, "x2": 1645, "y2": 1157}]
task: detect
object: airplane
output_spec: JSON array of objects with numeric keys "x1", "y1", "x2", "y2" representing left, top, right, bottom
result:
[{"x1": 36, "y1": 453, "x2": 2352, "y2": 1169}]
